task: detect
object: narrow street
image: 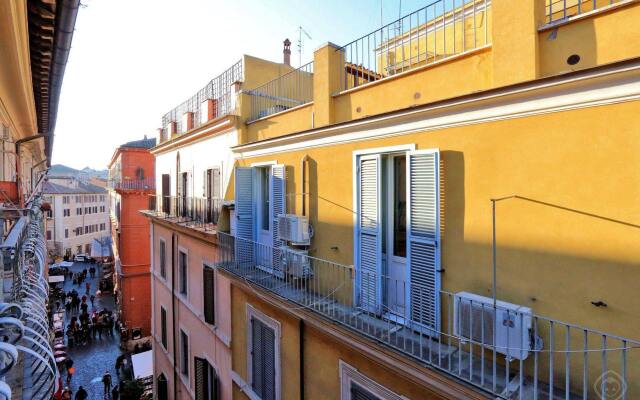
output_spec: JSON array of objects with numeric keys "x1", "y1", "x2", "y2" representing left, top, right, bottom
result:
[{"x1": 59, "y1": 261, "x2": 123, "y2": 399}]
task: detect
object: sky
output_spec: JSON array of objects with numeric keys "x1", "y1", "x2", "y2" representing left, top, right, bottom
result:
[{"x1": 53, "y1": 0, "x2": 429, "y2": 170}]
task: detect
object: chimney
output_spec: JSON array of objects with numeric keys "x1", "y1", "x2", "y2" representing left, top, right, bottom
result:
[{"x1": 283, "y1": 38, "x2": 291, "y2": 66}]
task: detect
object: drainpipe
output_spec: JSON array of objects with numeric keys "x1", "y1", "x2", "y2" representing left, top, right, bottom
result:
[
  {"x1": 299, "y1": 320, "x2": 305, "y2": 400},
  {"x1": 15, "y1": 134, "x2": 47, "y2": 207},
  {"x1": 301, "y1": 155, "x2": 309, "y2": 216},
  {"x1": 171, "y1": 233, "x2": 178, "y2": 399}
]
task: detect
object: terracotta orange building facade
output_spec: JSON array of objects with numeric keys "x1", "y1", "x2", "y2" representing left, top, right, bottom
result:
[{"x1": 108, "y1": 136, "x2": 156, "y2": 337}]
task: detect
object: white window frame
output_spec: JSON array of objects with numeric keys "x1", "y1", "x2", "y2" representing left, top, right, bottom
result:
[
  {"x1": 339, "y1": 361, "x2": 406, "y2": 400},
  {"x1": 246, "y1": 304, "x2": 281, "y2": 400}
]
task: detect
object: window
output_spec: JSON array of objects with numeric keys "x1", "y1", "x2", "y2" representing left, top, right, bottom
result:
[
  {"x1": 65, "y1": 229, "x2": 69, "y2": 238},
  {"x1": 93, "y1": 206, "x2": 97, "y2": 213},
  {"x1": 84, "y1": 226, "x2": 88, "y2": 234},
  {"x1": 179, "y1": 250, "x2": 188, "y2": 295},
  {"x1": 203, "y1": 265, "x2": 215, "y2": 324},
  {"x1": 259, "y1": 168, "x2": 270, "y2": 231},
  {"x1": 46, "y1": 231, "x2": 52, "y2": 240},
  {"x1": 160, "y1": 306, "x2": 167, "y2": 349},
  {"x1": 45, "y1": 209, "x2": 52, "y2": 218},
  {"x1": 339, "y1": 361, "x2": 403, "y2": 400},
  {"x1": 194, "y1": 357, "x2": 218, "y2": 400},
  {"x1": 248, "y1": 306, "x2": 280, "y2": 400},
  {"x1": 157, "y1": 374, "x2": 168, "y2": 400},
  {"x1": 180, "y1": 330, "x2": 189, "y2": 377},
  {"x1": 159, "y1": 240, "x2": 166, "y2": 278},
  {"x1": 77, "y1": 208, "x2": 82, "y2": 215}
]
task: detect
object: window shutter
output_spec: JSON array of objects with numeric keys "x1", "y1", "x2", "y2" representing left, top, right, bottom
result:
[
  {"x1": 212, "y1": 167, "x2": 221, "y2": 199},
  {"x1": 350, "y1": 382, "x2": 382, "y2": 400},
  {"x1": 203, "y1": 267, "x2": 215, "y2": 324},
  {"x1": 406, "y1": 150, "x2": 441, "y2": 335},
  {"x1": 356, "y1": 155, "x2": 382, "y2": 313},
  {"x1": 261, "y1": 322, "x2": 277, "y2": 400},
  {"x1": 234, "y1": 167, "x2": 254, "y2": 266},
  {"x1": 251, "y1": 318, "x2": 264, "y2": 396},
  {"x1": 195, "y1": 357, "x2": 209, "y2": 400},
  {"x1": 270, "y1": 165, "x2": 286, "y2": 278},
  {"x1": 211, "y1": 368, "x2": 219, "y2": 400}
]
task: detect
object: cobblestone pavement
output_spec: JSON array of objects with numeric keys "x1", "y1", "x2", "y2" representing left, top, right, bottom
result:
[{"x1": 59, "y1": 261, "x2": 122, "y2": 400}]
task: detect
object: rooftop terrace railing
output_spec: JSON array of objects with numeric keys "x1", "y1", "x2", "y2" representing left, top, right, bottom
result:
[
  {"x1": 108, "y1": 177, "x2": 155, "y2": 191},
  {"x1": 246, "y1": 61, "x2": 314, "y2": 122},
  {"x1": 336, "y1": 0, "x2": 491, "y2": 93},
  {"x1": 161, "y1": 60, "x2": 243, "y2": 141},
  {"x1": 215, "y1": 232, "x2": 640, "y2": 399},
  {"x1": 546, "y1": 0, "x2": 628, "y2": 24},
  {"x1": 145, "y1": 194, "x2": 221, "y2": 231}
]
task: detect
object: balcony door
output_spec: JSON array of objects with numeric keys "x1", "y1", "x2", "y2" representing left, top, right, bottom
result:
[
  {"x1": 161, "y1": 174, "x2": 170, "y2": 214},
  {"x1": 177, "y1": 172, "x2": 188, "y2": 217},
  {"x1": 205, "y1": 167, "x2": 221, "y2": 223}
]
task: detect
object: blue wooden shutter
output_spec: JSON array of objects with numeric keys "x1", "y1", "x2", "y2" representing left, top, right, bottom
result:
[
  {"x1": 406, "y1": 150, "x2": 441, "y2": 335},
  {"x1": 234, "y1": 167, "x2": 254, "y2": 267},
  {"x1": 357, "y1": 155, "x2": 382, "y2": 313},
  {"x1": 270, "y1": 165, "x2": 286, "y2": 278}
]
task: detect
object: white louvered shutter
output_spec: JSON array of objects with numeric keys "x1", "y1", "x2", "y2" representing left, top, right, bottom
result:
[
  {"x1": 357, "y1": 155, "x2": 382, "y2": 313},
  {"x1": 406, "y1": 150, "x2": 441, "y2": 335},
  {"x1": 270, "y1": 165, "x2": 286, "y2": 278},
  {"x1": 235, "y1": 167, "x2": 255, "y2": 267}
]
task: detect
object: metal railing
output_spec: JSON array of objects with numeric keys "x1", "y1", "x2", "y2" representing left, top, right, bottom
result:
[
  {"x1": 546, "y1": 0, "x2": 627, "y2": 24},
  {"x1": 215, "y1": 232, "x2": 640, "y2": 399},
  {"x1": 161, "y1": 60, "x2": 243, "y2": 142},
  {"x1": 336, "y1": 0, "x2": 491, "y2": 93},
  {"x1": 108, "y1": 177, "x2": 155, "y2": 191},
  {"x1": 145, "y1": 195, "x2": 222, "y2": 230},
  {"x1": 246, "y1": 61, "x2": 314, "y2": 122}
]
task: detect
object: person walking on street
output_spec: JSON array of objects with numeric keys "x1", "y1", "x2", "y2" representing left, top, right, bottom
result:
[
  {"x1": 85, "y1": 282, "x2": 90, "y2": 295},
  {"x1": 90, "y1": 294, "x2": 95, "y2": 309},
  {"x1": 102, "y1": 371, "x2": 112, "y2": 395},
  {"x1": 74, "y1": 386, "x2": 88, "y2": 400}
]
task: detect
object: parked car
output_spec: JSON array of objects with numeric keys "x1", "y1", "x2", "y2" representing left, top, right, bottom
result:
[{"x1": 73, "y1": 253, "x2": 91, "y2": 262}]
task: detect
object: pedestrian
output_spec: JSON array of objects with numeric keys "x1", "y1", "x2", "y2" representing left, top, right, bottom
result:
[
  {"x1": 66, "y1": 366, "x2": 74, "y2": 385},
  {"x1": 90, "y1": 266, "x2": 95, "y2": 278},
  {"x1": 61, "y1": 387, "x2": 72, "y2": 400},
  {"x1": 97, "y1": 319, "x2": 103, "y2": 339},
  {"x1": 90, "y1": 294, "x2": 95, "y2": 308},
  {"x1": 80, "y1": 302, "x2": 88, "y2": 314},
  {"x1": 102, "y1": 371, "x2": 112, "y2": 395},
  {"x1": 85, "y1": 281, "x2": 90, "y2": 295},
  {"x1": 111, "y1": 385, "x2": 120, "y2": 400},
  {"x1": 74, "y1": 386, "x2": 88, "y2": 400}
]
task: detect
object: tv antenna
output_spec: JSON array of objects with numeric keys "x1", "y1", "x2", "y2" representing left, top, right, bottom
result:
[{"x1": 297, "y1": 26, "x2": 312, "y2": 67}]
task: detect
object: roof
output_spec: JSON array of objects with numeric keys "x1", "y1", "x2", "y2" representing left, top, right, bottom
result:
[
  {"x1": 120, "y1": 137, "x2": 156, "y2": 150},
  {"x1": 42, "y1": 180, "x2": 106, "y2": 194}
]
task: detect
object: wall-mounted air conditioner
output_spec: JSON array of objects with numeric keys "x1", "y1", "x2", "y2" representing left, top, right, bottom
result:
[
  {"x1": 277, "y1": 214, "x2": 310, "y2": 245},
  {"x1": 280, "y1": 247, "x2": 312, "y2": 278},
  {"x1": 453, "y1": 292, "x2": 533, "y2": 360}
]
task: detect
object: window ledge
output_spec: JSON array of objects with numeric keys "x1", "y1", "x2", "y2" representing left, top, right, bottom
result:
[{"x1": 231, "y1": 371, "x2": 261, "y2": 400}]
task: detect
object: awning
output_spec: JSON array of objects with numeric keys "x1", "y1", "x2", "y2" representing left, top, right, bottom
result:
[
  {"x1": 131, "y1": 350, "x2": 153, "y2": 379},
  {"x1": 48, "y1": 276, "x2": 64, "y2": 283}
]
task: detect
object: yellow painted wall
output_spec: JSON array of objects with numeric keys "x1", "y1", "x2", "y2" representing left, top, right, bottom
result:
[
  {"x1": 244, "y1": 103, "x2": 314, "y2": 143},
  {"x1": 232, "y1": 99, "x2": 640, "y2": 396},
  {"x1": 242, "y1": 55, "x2": 296, "y2": 92},
  {"x1": 539, "y1": 2, "x2": 640, "y2": 77}
]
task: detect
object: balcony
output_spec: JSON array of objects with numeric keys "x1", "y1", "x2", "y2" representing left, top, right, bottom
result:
[
  {"x1": 144, "y1": 195, "x2": 222, "y2": 232},
  {"x1": 160, "y1": 60, "x2": 243, "y2": 143},
  {"x1": 215, "y1": 232, "x2": 639, "y2": 399},
  {"x1": 108, "y1": 177, "x2": 155, "y2": 191}
]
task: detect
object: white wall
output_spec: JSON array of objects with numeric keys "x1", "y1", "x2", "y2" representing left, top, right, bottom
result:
[{"x1": 155, "y1": 128, "x2": 237, "y2": 198}]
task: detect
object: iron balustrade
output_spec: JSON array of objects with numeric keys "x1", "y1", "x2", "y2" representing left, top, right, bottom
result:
[
  {"x1": 161, "y1": 60, "x2": 243, "y2": 142},
  {"x1": 336, "y1": 0, "x2": 491, "y2": 93},
  {"x1": 108, "y1": 177, "x2": 156, "y2": 191},
  {"x1": 215, "y1": 232, "x2": 640, "y2": 400},
  {"x1": 546, "y1": 0, "x2": 627, "y2": 24},
  {"x1": 146, "y1": 195, "x2": 222, "y2": 230},
  {"x1": 246, "y1": 61, "x2": 314, "y2": 122}
]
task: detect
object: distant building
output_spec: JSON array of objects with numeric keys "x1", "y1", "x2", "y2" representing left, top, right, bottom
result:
[
  {"x1": 108, "y1": 136, "x2": 156, "y2": 338},
  {"x1": 42, "y1": 176, "x2": 110, "y2": 258}
]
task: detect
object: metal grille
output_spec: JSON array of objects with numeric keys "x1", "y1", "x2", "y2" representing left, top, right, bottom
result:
[
  {"x1": 336, "y1": 0, "x2": 491, "y2": 93},
  {"x1": 546, "y1": 0, "x2": 626, "y2": 24},
  {"x1": 161, "y1": 60, "x2": 243, "y2": 140}
]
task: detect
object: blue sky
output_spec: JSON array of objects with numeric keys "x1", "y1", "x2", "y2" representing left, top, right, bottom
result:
[{"x1": 53, "y1": 0, "x2": 430, "y2": 169}]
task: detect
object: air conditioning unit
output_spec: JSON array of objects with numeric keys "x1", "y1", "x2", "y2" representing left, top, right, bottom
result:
[
  {"x1": 277, "y1": 214, "x2": 310, "y2": 245},
  {"x1": 280, "y1": 247, "x2": 312, "y2": 278},
  {"x1": 453, "y1": 292, "x2": 533, "y2": 360}
]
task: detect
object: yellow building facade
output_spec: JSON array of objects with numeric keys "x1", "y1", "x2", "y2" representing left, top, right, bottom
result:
[{"x1": 151, "y1": 1, "x2": 640, "y2": 399}]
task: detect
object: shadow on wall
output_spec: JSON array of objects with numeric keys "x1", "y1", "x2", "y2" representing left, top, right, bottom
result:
[{"x1": 540, "y1": 13, "x2": 597, "y2": 76}]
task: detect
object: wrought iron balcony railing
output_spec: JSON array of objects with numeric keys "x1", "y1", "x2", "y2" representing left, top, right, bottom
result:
[
  {"x1": 215, "y1": 232, "x2": 640, "y2": 400},
  {"x1": 145, "y1": 195, "x2": 222, "y2": 231},
  {"x1": 336, "y1": 0, "x2": 491, "y2": 93},
  {"x1": 108, "y1": 177, "x2": 155, "y2": 191}
]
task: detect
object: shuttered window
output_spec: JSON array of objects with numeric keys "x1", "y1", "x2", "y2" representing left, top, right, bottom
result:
[
  {"x1": 179, "y1": 251, "x2": 188, "y2": 295},
  {"x1": 195, "y1": 357, "x2": 219, "y2": 400},
  {"x1": 270, "y1": 165, "x2": 286, "y2": 277},
  {"x1": 250, "y1": 317, "x2": 277, "y2": 400},
  {"x1": 159, "y1": 240, "x2": 166, "y2": 278},
  {"x1": 350, "y1": 382, "x2": 381, "y2": 400},
  {"x1": 234, "y1": 167, "x2": 255, "y2": 266},
  {"x1": 160, "y1": 307, "x2": 167, "y2": 349},
  {"x1": 203, "y1": 266, "x2": 215, "y2": 325}
]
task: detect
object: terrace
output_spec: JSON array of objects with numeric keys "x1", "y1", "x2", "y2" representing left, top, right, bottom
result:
[
  {"x1": 142, "y1": 194, "x2": 223, "y2": 234},
  {"x1": 215, "y1": 232, "x2": 639, "y2": 400}
]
